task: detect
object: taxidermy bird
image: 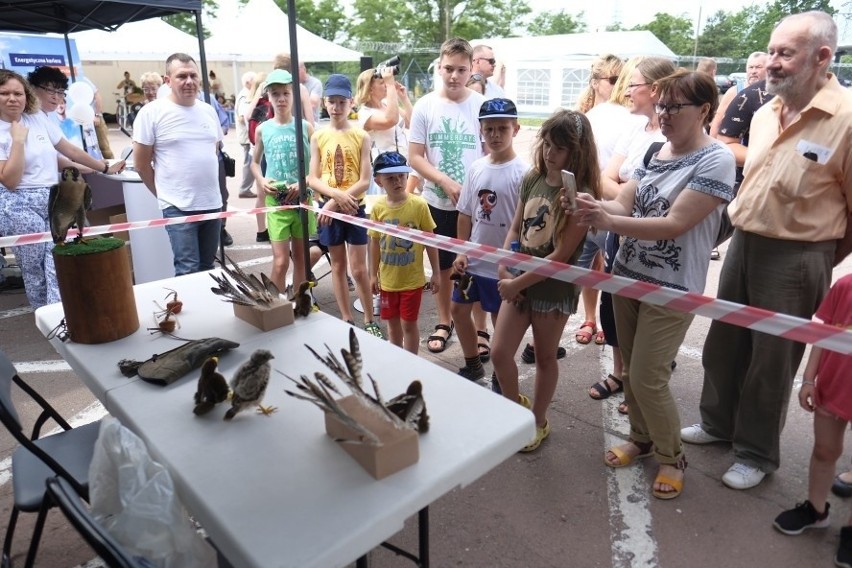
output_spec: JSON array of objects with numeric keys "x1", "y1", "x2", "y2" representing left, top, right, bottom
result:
[
  {"x1": 386, "y1": 380, "x2": 429, "y2": 433},
  {"x1": 210, "y1": 255, "x2": 282, "y2": 307},
  {"x1": 193, "y1": 357, "x2": 230, "y2": 416},
  {"x1": 290, "y1": 280, "x2": 316, "y2": 317},
  {"x1": 224, "y1": 349, "x2": 276, "y2": 420},
  {"x1": 49, "y1": 166, "x2": 92, "y2": 244}
]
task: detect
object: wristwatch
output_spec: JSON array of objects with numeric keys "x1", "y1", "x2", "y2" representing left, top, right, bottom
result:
[{"x1": 102, "y1": 162, "x2": 109, "y2": 174}]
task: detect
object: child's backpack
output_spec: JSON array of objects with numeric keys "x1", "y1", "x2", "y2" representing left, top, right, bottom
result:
[{"x1": 248, "y1": 95, "x2": 273, "y2": 145}]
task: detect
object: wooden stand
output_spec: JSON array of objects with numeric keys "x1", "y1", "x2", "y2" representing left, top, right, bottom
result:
[
  {"x1": 53, "y1": 242, "x2": 139, "y2": 344},
  {"x1": 324, "y1": 396, "x2": 419, "y2": 480},
  {"x1": 233, "y1": 301, "x2": 294, "y2": 331}
]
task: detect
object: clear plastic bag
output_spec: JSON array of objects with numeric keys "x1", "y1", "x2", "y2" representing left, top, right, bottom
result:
[{"x1": 88, "y1": 417, "x2": 217, "y2": 568}]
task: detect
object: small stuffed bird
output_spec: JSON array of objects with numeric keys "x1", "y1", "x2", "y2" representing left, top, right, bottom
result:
[
  {"x1": 49, "y1": 167, "x2": 92, "y2": 244},
  {"x1": 290, "y1": 280, "x2": 316, "y2": 317},
  {"x1": 224, "y1": 349, "x2": 276, "y2": 420},
  {"x1": 193, "y1": 357, "x2": 230, "y2": 416}
]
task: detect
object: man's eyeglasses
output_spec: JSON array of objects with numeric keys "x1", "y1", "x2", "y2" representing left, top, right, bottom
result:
[
  {"x1": 37, "y1": 85, "x2": 66, "y2": 97},
  {"x1": 654, "y1": 102, "x2": 700, "y2": 115},
  {"x1": 595, "y1": 75, "x2": 619, "y2": 85},
  {"x1": 474, "y1": 57, "x2": 496, "y2": 66},
  {"x1": 626, "y1": 82, "x2": 649, "y2": 90}
]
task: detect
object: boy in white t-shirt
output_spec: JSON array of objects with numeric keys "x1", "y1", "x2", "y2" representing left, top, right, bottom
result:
[
  {"x1": 409, "y1": 37, "x2": 485, "y2": 354},
  {"x1": 452, "y1": 98, "x2": 527, "y2": 385}
]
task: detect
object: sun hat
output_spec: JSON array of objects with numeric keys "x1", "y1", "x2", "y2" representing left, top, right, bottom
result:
[
  {"x1": 373, "y1": 151, "x2": 412, "y2": 174},
  {"x1": 479, "y1": 98, "x2": 518, "y2": 120},
  {"x1": 263, "y1": 69, "x2": 293, "y2": 91},
  {"x1": 324, "y1": 74, "x2": 352, "y2": 98}
]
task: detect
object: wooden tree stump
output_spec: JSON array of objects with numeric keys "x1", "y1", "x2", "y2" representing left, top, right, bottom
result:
[{"x1": 53, "y1": 238, "x2": 139, "y2": 344}]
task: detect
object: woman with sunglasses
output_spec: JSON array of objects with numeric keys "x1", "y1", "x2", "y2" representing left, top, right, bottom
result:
[
  {"x1": 573, "y1": 70, "x2": 736, "y2": 499},
  {"x1": 0, "y1": 69, "x2": 124, "y2": 309}
]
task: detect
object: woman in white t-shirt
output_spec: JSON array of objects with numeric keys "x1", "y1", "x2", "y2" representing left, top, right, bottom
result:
[{"x1": 0, "y1": 70, "x2": 123, "y2": 308}]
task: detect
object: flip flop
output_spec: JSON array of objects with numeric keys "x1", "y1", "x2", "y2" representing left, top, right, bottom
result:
[
  {"x1": 426, "y1": 323, "x2": 453, "y2": 353},
  {"x1": 477, "y1": 330, "x2": 491, "y2": 363},
  {"x1": 589, "y1": 374, "x2": 623, "y2": 400},
  {"x1": 575, "y1": 320, "x2": 597, "y2": 344}
]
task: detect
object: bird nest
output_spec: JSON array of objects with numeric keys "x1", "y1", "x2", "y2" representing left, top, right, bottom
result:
[{"x1": 52, "y1": 236, "x2": 125, "y2": 256}]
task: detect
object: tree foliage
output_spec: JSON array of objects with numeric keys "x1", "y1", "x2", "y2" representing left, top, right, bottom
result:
[
  {"x1": 275, "y1": 0, "x2": 346, "y2": 42},
  {"x1": 350, "y1": 0, "x2": 531, "y2": 46},
  {"x1": 163, "y1": 0, "x2": 228, "y2": 38},
  {"x1": 526, "y1": 10, "x2": 586, "y2": 36},
  {"x1": 631, "y1": 12, "x2": 694, "y2": 55}
]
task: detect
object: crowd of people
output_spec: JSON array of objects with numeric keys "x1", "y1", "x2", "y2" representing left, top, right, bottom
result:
[{"x1": 0, "y1": 8, "x2": 850, "y2": 566}]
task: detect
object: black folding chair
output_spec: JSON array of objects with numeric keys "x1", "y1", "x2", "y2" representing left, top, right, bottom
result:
[
  {"x1": 41, "y1": 477, "x2": 142, "y2": 568},
  {"x1": 0, "y1": 350, "x2": 102, "y2": 568}
]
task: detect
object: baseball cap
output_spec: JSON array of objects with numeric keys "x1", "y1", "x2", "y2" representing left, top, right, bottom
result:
[
  {"x1": 263, "y1": 69, "x2": 293, "y2": 91},
  {"x1": 324, "y1": 74, "x2": 352, "y2": 98},
  {"x1": 479, "y1": 98, "x2": 518, "y2": 120},
  {"x1": 373, "y1": 151, "x2": 412, "y2": 174}
]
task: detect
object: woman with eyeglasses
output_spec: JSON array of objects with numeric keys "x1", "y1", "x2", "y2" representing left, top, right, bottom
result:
[
  {"x1": 0, "y1": 69, "x2": 125, "y2": 309},
  {"x1": 139, "y1": 72, "x2": 163, "y2": 104},
  {"x1": 572, "y1": 70, "x2": 736, "y2": 500}
]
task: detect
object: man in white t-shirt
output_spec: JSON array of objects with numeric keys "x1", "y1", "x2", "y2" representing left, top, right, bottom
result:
[
  {"x1": 133, "y1": 53, "x2": 224, "y2": 276},
  {"x1": 299, "y1": 62, "x2": 323, "y2": 123},
  {"x1": 472, "y1": 44, "x2": 505, "y2": 100},
  {"x1": 410, "y1": 37, "x2": 485, "y2": 353},
  {"x1": 236, "y1": 71, "x2": 257, "y2": 198}
]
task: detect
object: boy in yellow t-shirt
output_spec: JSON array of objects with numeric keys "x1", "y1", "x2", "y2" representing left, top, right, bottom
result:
[
  {"x1": 307, "y1": 74, "x2": 382, "y2": 337},
  {"x1": 368, "y1": 152, "x2": 440, "y2": 353}
]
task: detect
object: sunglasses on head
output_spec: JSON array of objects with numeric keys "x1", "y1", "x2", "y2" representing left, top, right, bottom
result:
[
  {"x1": 594, "y1": 75, "x2": 619, "y2": 86},
  {"x1": 475, "y1": 57, "x2": 496, "y2": 66}
]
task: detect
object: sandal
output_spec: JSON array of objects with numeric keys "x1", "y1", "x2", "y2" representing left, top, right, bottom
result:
[
  {"x1": 617, "y1": 401, "x2": 629, "y2": 415},
  {"x1": 520, "y1": 343, "x2": 567, "y2": 364},
  {"x1": 575, "y1": 320, "x2": 597, "y2": 344},
  {"x1": 605, "y1": 439, "x2": 654, "y2": 468},
  {"x1": 652, "y1": 456, "x2": 688, "y2": 500},
  {"x1": 589, "y1": 374, "x2": 623, "y2": 400},
  {"x1": 594, "y1": 329, "x2": 606, "y2": 345},
  {"x1": 426, "y1": 323, "x2": 454, "y2": 353},
  {"x1": 477, "y1": 330, "x2": 491, "y2": 363}
]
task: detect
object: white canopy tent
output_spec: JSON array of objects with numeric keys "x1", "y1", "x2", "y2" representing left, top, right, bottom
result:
[
  {"x1": 471, "y1": 31, "x2": 677, "y2": 115},
  {"x1": 205, "y1": 0, "x2": 362, "y2": 63},
  {"x1": 70, "y1": 18, "x2": 200, "y2": 61}
]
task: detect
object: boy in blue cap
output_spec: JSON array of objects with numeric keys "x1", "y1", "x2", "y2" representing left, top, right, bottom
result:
[
  {"x1": 368, "y1": 151, "x2": 440, "y2": 353},
  {"x1": 307, "y1": 74, "x2": 383, "y2": 337}
]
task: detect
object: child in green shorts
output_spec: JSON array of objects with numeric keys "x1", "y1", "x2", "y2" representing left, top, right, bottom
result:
[{"x1": 250, "y1": 69, "x2": 315, "y2": 292}]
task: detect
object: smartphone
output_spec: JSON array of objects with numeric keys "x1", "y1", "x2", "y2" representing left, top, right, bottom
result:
[{"x1": 561, "y1": 170, "x2": 577, "y2": 211}]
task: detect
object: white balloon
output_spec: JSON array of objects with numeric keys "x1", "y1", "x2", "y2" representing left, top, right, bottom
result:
[
  {"x1": 68, "y1": 103, "x2": 95, "y2": 125},
  {"x1": 67, "y1": 81, "x2": 94, "y2": 105}
]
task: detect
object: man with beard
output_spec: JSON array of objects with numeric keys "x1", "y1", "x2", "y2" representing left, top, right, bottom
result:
[
  {"x1": 682, "y1": 11, "x2": 852, "y2": 490},
  {"x1": 133, "y1": 53, "x2": 224, "y2": 275}
]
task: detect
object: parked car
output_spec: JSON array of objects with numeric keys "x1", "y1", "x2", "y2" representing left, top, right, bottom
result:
[{"x1": 715, "y1": 75, "x2": 735, "y2": 94}]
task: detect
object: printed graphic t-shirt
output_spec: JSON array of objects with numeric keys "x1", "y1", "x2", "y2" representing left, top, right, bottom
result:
[
  {"x1": 368, "y1": 195, "x2": 437, "y2": 291},
  {"x1": 314, "y1": 127, "x2": 367, "y2": 203},
  {"x1": 409, "y1": 91, "x2": 485, "y2": 211}
]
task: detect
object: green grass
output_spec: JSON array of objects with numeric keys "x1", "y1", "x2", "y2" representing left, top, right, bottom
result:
[{"x1": 52, "y1": 236, "x2": 125, "y2": 256}]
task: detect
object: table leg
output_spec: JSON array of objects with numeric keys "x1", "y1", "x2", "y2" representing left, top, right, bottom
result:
[
  {"x1": 356, "y1": 554, "x2": 370, "y2": 568},
  {"x1": 418, "y1": 507, "x2": 429, "y2": 567}
]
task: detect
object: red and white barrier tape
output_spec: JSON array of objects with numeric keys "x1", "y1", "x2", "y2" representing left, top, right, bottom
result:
[{"x1": 3, "y1": 202, "x2": 851, "y2": 354}]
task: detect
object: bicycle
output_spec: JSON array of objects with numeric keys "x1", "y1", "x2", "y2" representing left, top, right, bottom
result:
[{"x1": 114, "y1": 92, "x2": 131, "y2": 135}]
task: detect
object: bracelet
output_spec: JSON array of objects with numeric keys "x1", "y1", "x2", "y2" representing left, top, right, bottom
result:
[
  {"x1": 102, "y1": 162, "x2": 109, "y2": 174},
  {"x1": 802, "y1": 380, "x2": 815, "y2": 386}
]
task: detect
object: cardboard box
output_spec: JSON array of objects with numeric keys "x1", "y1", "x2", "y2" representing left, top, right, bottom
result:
[
  {"x1": 233, "y1": 300, "x2": 294, "y2": 331},
  {"x1": 324, "y1": 395, "x2": 419, "y2": 480},
  {"x1": 108, "y1": 213, "x2": 130, "y2": 242}
]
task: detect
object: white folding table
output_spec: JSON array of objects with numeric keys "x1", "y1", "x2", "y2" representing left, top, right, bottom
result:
[{"x1": 35, "y1": 271, "x2": 534, "y2": 568}]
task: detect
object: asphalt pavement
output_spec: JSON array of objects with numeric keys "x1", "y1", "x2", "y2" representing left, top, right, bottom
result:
[{"x1": 0, "y1": 126, "x2": 850, "y2": 568}]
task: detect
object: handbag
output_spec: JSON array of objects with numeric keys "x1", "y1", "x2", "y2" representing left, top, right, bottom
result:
[
  {"x1": 642, "y1": 142, "x2": 733, "y2": 247},
  {"x1": 221, "y1": 151, "x2": 236, "y2": 177}
]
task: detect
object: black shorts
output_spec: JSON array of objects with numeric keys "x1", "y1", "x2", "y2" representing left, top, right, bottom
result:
[{"x1": 429, "y1": 204, "x2": 458, "y2": 271}]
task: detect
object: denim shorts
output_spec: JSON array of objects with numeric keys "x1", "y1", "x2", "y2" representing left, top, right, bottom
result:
[
  {"x1": 451, "y1": 273, "x2": 502, "y2": 313},
  {"x1": 318, "y1": 205, "x2": 368, "y2": 247}
]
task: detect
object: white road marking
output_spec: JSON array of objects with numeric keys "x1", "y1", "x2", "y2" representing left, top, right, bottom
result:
[
  {"x1": 0, "y1": 305, "x2": 34, "y2": 319},
  {"x1": 600, "y1": 347, "x2": 660, "y2": 567},
  {"x1": 14, "y1": 360, "x2": 72, "y2": 373}
]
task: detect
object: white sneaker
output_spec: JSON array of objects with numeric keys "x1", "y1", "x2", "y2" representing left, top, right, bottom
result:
[
  {"x1": 722, "y1": 462, "x2": 766, "y2": 490},
  {"x1": 681, "y1": 424, "x2": 728, "y2": 444}
]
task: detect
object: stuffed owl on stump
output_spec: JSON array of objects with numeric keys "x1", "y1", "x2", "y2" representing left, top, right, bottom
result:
[
  {"x1": 49, "y1": 167, "x2": 92, "y2": 244},
  {"x1": 224, "y1": 349, "x2": 276, "y2": 420}
]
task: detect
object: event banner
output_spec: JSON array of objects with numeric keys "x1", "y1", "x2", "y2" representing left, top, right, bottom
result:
[{"x1": 0, "y1": 32, "x2": 102, "y2": 158}]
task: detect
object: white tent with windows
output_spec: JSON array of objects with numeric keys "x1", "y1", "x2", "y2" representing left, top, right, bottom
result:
[{"x1": 471, "y1": 31, "x2": 677, "y2": 115}]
